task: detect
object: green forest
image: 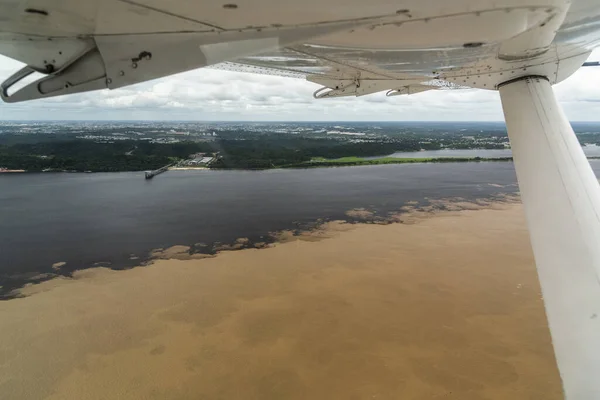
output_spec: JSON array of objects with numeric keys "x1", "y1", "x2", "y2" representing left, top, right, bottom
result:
[
  {"x1": 0, "y1": 137, "x2": 507, "y2": 172},
  {"x1": 0, "y1": 140, "x2": 213, "y2": 172}
]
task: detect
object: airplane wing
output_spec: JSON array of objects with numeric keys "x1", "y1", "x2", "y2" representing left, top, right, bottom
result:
[
  {"x1": 0, "y1": 0, "x2": 597, "y2": 103},
  {"x1": 2, "y1": 1, "x2": 600, "y2": 399}
]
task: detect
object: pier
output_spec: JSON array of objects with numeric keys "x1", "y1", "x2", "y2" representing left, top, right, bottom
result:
[{"x1": 145, "y1": 164, "x2": 172, "y2": 179}]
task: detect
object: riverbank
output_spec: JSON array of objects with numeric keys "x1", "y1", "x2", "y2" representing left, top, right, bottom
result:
[
  {"x1": 0, "y1": 155, "x2": 512, "y2": 173},
  {"x1": 0, "y1": 197, "x2": 562, "y2": 400},
  {"x1": 287, "y1": 155, "x2": 600, "y2": 169},
  {"x1": 5, "y1": 155, "x2": 600, "y2": 173},
  {"x1": 169, "y1": 166, "x2": 209, "y2": 171},
  {"x1": 170, "y1": 156, "x2": 514, "y2": 172},
  {"x1": 281, "y1": 156, "x2": 513, "y2": 169}
]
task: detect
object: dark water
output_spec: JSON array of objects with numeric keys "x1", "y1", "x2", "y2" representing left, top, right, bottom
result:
[{"x1": 2, "y1": 161, "x2": 599, "y2": 296}]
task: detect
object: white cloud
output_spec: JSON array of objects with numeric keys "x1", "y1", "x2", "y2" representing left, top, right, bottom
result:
[{"x1": 0, "y1": 49, "x2": 599, "y2": 121}]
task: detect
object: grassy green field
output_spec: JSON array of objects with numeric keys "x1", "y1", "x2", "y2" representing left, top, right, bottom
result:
[{"x1": 282, "y1": 156, "x2": 513, "y2": 169}]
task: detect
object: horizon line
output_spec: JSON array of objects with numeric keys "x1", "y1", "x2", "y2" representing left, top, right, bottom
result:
[
  {"x1": 1, "y1": 119, "x2": 600, "y2": 124},
  {"x1": 0, "y1": 119, "x2": 600, "y2": 123}
]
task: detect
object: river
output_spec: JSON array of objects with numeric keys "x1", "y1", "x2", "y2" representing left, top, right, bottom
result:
[{"x1": 2, "y1": 160, "x2": 600, "y2": 296}]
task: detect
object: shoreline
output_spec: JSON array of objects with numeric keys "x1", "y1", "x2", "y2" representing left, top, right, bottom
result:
[
  {"x1": 5, "y1": 156, "x2": 599, "y2": 173},
  {"x1": 279, "y1": 156, "x2": 513, "y2": 169},
  {"x1": 4, "y1": 156, "x2": 508, "y2": 173}
]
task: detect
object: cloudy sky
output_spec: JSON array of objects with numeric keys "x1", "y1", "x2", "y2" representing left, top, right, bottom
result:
[{"x1": 0, "y1": 49, "x2": 599, "y2": 121}]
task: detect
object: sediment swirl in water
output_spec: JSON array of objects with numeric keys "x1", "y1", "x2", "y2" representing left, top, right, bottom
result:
[{"x1": 0, "y1": 199, "x2": 561, "y2": 400}]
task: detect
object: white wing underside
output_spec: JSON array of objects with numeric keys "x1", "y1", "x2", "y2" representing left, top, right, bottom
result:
[
  {"x1": 0, "y1": 0, "x2": 599, "y2": 102},
  {"x1": 210, "y1": 47, "x2": 471, "y2": 98}
]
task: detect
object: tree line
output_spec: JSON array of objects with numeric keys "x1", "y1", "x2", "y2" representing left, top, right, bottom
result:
[{"x1": 0, "y1": 136, "x2": 506, "y2": 172}]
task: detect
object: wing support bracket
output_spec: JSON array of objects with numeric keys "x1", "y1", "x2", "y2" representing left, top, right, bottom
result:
[
  {"x1": 312, "y1": 79, "x2": 359, "y2": 99},
  {"x1": 1, "y1": 47, "x2": 108, "y2": 103}
]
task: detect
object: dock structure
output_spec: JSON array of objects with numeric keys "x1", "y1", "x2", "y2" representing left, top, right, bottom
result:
[{"x1": 145, "y1": 164, "x2": 172, "y2": 179}]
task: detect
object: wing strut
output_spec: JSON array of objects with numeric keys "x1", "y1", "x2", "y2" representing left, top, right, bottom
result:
[{"x1": 499, "y1": 76, "x2": 600, "y2": 400}]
